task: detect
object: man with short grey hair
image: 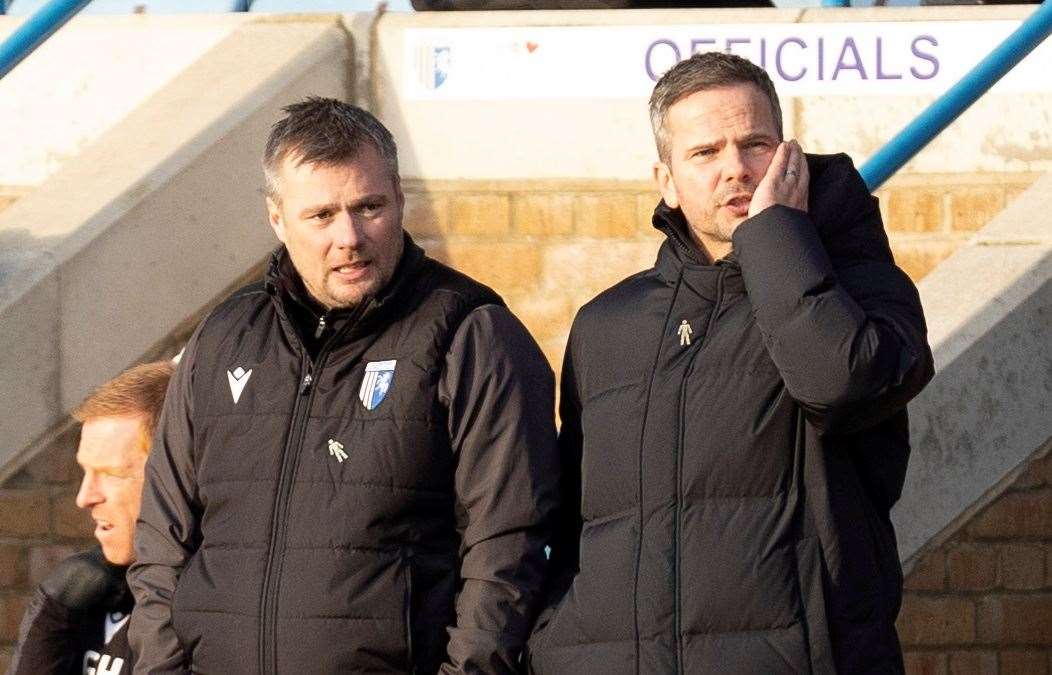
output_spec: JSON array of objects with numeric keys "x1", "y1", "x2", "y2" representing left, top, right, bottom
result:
[
  {"x1": 129, "y1": 97, "x2": 560, "y2": 674},
  {"x1": 529, "y1": 52, "x2": 933, "y2": 674}
]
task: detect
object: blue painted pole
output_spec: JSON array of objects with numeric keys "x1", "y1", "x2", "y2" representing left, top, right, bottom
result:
[
  {"x1": 861, "y1": 1, "x2": 1052, "y2": 191},
  {"x1": 822, "y1": 0, "x2": 850, "y2": 7},
  {"x1": 233, "y1": 0, "x2": 253, "y2": 11},
  {"x1": 0, "y1": 0, "x2": 93, "y2": 81}
]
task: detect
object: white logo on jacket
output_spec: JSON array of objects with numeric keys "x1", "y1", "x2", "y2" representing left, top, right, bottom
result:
[
  {"x1": 226, "y1": 366, "x2": 252, "y2": 404},
  {"x1": 328, "y1": 438, "x2": 348, "y2": 463},
  {"x1": 359, "y1": 360, "x2": 396, "y2": 411}
]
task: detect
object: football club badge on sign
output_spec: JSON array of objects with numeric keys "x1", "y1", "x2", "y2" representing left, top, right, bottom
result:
[
  {"x1": 418, "y1": 44, "x2": 451, "y2": 90},
  {"x1": 359, "y1": 360, "x2": 396, "y2": 411}
]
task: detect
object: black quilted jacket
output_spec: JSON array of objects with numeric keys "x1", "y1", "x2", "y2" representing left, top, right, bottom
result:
[
  {"x1": 530, "y1": 154, "x2": 934, "y2": 675},
  {"x1": 129, "y1": 237, "x2": 559, "y2": 674}
]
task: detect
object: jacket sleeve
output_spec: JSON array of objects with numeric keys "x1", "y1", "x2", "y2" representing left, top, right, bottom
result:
[
  {"x1": 9, "y1": 589, "x2": 80, "y2": 675},
  {"x1": 731, "y1": 157, "x2": 934, "y2": 434},
  {"x1": 538, "y1": 328, "x2": 583, "y2": 624},
  {"x1": 127, "y1": 330, "x2": 203, "y2": 675},
  {"x1": 438, "y1": 304, "x2": 560, "y2": 674},
  {"x1": 9, "y1": 549, "x2": 121, "y2": 675}
]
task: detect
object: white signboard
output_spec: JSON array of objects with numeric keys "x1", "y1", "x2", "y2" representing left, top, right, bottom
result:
[{"x1": 405, "y1": 21, "x2": 1052, "y2": 100}]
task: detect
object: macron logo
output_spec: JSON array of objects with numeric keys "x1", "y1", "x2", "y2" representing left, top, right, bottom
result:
[{"x1": 227, "y1": 367, "x2": 252, "y2": 404}]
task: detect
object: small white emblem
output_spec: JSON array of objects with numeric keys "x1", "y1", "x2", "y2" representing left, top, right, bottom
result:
[
  {"x1": 104, "y1": 612, "x2": 128, "y2": 644},
  {"x1": 328, "y1": 438, "x2": 348, "y2": 463},
  {"x1": 678, "y1": 320, "x2": 693, "y2": 347},
  {"x1": 359, "y1": 360, "x2": 396, "y2": 411},
  {"x1": 226, "y1": 366, "x2": 252, "y2": 404}
]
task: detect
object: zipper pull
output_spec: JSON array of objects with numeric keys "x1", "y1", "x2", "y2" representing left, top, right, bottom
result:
[
  {"x1": 301, "y1": 368, "x2": 314, "y2": 395},
  {"x1": 314, "y1": 314, "x2": 327, "y2": 340}
]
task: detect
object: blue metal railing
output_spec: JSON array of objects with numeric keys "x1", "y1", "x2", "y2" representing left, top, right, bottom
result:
[
  {"x1": 860, "y1": 0, "x2": 1052, "y2": 191},
  {"x1": 0, "y1": 0, "x2": 91, "y2": 80}
]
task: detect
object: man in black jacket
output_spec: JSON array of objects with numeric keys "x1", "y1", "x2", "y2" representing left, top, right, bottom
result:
[
  {"x1": 128, "y1": 98, "x2": 559, "y2": 674},
  {"x1": 10, "y1": 361, "x2": 174, "y2": 675},
  {"x1": 529, "y1": 53, "x2": 934, "y2": 674}
]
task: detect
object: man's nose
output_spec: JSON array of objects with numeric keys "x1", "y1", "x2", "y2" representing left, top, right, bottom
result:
[
  {"x1": 332, "y1": 211, "x2": 364, "y2": 249},
  {"x1": 75, "y1": 474, "x2": 102, "y2": 509},
  {"x1": 721, "y1": 146, "x2": 752, "y2": 183}
]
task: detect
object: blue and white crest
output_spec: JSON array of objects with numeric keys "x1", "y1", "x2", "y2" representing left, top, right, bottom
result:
[
  {"x1": 417, "y1": 45, "x2": 450, "y2": 90},
  {"x1": 359, "y1": 360, "x2": 396, "y2": 411}
]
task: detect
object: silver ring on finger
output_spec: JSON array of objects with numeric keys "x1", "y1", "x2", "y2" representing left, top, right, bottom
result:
[{"x1": 785, "y1": 168, "x2": 799, "y2": 179}]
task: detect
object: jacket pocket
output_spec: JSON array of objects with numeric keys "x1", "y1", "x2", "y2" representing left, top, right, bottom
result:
[{"x1": 795, "y1": 537, "x2": 835, "y2": 675}]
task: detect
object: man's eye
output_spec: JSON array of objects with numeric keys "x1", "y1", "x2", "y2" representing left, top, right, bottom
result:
[
  {"x1": 359, "y1": 203, "x2": 383, "y2": 216},
  {"x1": 312, "y1": 210, "x2": 333, "y2": 220}
]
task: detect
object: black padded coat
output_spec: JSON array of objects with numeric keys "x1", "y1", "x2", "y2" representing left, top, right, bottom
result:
[
  {"x1": 129, "y1": 237, "x2": 559, "y2": 674},
  {"x1": 529, "y1": 154, "x2": 934, "y2": 674}
]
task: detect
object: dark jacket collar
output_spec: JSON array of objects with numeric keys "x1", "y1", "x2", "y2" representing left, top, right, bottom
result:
[{"x1": 650, "y1": 152, "x2": 870, "y2": 289}]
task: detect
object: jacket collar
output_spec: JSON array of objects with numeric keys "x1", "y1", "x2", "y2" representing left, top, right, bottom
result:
[{"x1": 651, "y1": 201, "x2": 742, "y2": 296}]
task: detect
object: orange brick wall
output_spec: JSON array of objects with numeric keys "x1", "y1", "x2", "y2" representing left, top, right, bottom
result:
[
  {"x1": 407, "y1": 173, "x2": 1037, "y2": 373},
  {"x1": 0, "y1": 171, "x2": 1041, "y2": 669},
  {"x1": 900, "y1": 448, "x2": 1052, "y2": 675}
]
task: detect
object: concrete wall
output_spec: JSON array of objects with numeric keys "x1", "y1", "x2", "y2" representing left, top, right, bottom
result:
[
  {"x1": 0, "y1": 17, "x2": 353, "y2": 480},
  {"x1": 0, "y1": 15, "x2": 253, "y2": 188}
]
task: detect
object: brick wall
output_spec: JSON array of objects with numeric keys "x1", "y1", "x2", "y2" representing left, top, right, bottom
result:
[
  {"x1": 0, "y1": 171, "x2": 1040, "y2": 668},
  {"x1": 407, "y1": 172, "x2": 1038, "y2": 374},
  {"x1": 900, "y1": 446, "x2": 1052, "y2": 675}
]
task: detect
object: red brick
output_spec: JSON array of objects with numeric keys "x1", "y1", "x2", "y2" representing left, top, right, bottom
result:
[
  {"x1": 948, "y1": 651, "x2": 997, "y2": 675},
  {"x1": 428, "y1": 239, "x2": 541, "y2": 293},
  {"x1": 0, "y1": 490, "x2": 51, "y2": 537},
  {"x1": 999, "y1": 544, "x2": 1046, "y2": 590},
  {"x1": 0, "y1": 593, "x2": 29, "y2": 643},
  {"x1": 948, "y1": 187, "x2": 1004, "y2": 232},
  {"x1": 449, "y1": 194, "x2": 510, "y2": 235},
  {"x1": 968, "y1": 490, "x2": 1052, "y2": 540},
  {"x1": 947, "y1": 544, "x2": 998, "y2": 591},
  {"x1": 904, "y1": 651, "x2": 948, "y2": 675},
  {"x1": 402, "y1": 192, "x2": 449, "y2": 237},
  {"x1": 1020, "y1": 453, "x2": 1052, "y2": 489},
  {"x1": 1001, "y1": 650, "x2": 1049, "y2": 675},
  {"x1": 511, "y1": 193, "x2": 574, "y2": 236},
  {"x1": 22, "y1": 428, "x2": 80, "y2": 485},
  {"x1": 51, "y1": 491, "x2": 93, "y2": 539},
  {"x1": 906, "y1": 550, "x2": 947, "y2": 592},
  {"x1": 886, "y1": 187, "x2": 945, "y2": 233},
  {"x1": 27, "y1": 545, "x2": 78, "y2": 586},
  {"x1": 890, "y1": 239, "x2": 960, "y2": 283},
  {"x1": 898, "y1": 596, "x2": 976, "y2": 646},
  {"x1": 0, "y1": 546, "x2": 26, "y2": 588},
  {"x1": 977, "y1": 595, "x2": 1052, "y2": 645},
  {"x1": 574, "y1": 194, "x2": 638, "y2": 238}
]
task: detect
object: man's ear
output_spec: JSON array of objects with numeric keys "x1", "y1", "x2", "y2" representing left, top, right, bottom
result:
[
  {"x1": 266, "y1": 196, "x2": 286, "y2": 244},
  {"x1": 653, "y1": 162, "x2": 679, "y2": 209}
]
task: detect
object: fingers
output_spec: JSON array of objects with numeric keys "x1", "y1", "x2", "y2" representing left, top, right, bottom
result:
[{"x1": 767, "y1": 141, "x2": 790, "y2": 182}]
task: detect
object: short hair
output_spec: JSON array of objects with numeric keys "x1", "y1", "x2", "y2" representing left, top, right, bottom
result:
[
  {"x1": 73, "y1": 361, "x2": 174, "y2": 449},
  {"x1": 263, "y1": 97, "x2": 399, "y2": 203},
  {"x1": 649, "y1": 51, "x2": 783, "y2": 163}
]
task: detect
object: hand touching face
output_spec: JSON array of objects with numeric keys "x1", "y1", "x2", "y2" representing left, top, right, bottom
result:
[{"x1": 748, "y1": 139, "x2": 809, "y2": 218}]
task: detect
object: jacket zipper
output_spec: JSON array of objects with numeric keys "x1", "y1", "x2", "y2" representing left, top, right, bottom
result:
[
  {"x1": 257, "y1": 308, "x2": 363, "y2": 674},
  {"x1": 674, "y1": 265, "x2": 727, "y2": 675}
]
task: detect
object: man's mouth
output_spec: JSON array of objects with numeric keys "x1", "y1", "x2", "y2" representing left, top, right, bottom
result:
[
  {"x1": 331, "y1": 261, "x2": 370, "y2": 279},
  {"x1": 94, "y1": 520, "x2": 115, "y2": 535},
  {"x1": 722, "y1": 194, "x2": 752, "y2": 217}
]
